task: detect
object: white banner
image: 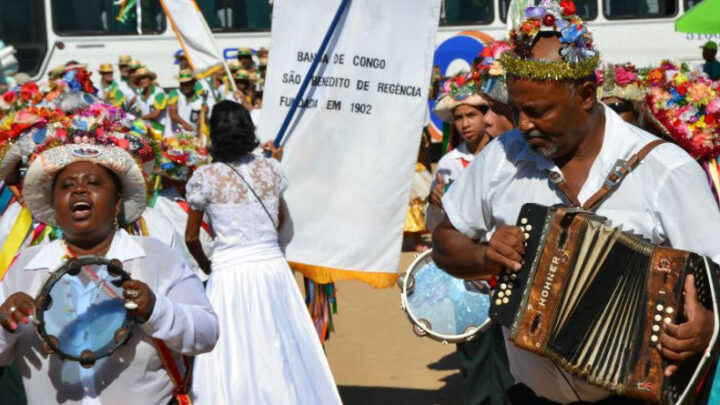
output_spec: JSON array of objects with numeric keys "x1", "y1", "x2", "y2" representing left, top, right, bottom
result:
[
  {"x1": 261, "y1": 0, "x2": 441, "y2": 288},
  {"x1": 160, "y1": 0, "x2": 223, "y2": 74}
]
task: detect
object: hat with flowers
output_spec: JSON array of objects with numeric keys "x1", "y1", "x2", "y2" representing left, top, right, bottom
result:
[
  {"x1": 433, "y1": 72, "x2": 487, "y2": 123},
  {"x1": 595, "y1": 62, "x2": 647, "y2": 102},
  {"x1": 642, "y1": 67, "x2": 720, "y2": 161},
  {"x1": 476, "y1": 40, "x2": 512, "y2": 104},
  {"x1": 501, "y1": 0, "x2": 600, "y2": 81},
  {"x1": 157, "y1": 133, "x2": 209, "y2": 181}
]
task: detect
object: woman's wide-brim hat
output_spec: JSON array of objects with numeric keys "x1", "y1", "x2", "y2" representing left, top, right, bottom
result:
[
  {"x1": 434, "y1": 93, "x2": 487, "y2": 123},
  {"x1": 23, "y1": 144, "x2": 147, "y2": 226}
]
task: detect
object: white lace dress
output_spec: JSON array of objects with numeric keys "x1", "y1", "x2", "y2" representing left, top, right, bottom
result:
[{"x1": 186, "y1": 155, "x2": 341, "y2": 405}]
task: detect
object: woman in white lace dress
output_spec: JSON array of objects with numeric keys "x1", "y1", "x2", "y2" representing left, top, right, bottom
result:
[{"x1": 186, "y1": 101, "x2": 341, "y2": 404}]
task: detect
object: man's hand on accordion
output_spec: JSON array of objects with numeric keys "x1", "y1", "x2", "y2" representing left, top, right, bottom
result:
[
  {"x1": 658, "y1": 275, "x2": 714, "y2": 377},
  {"x1": 484, "y1": 225, "x2": 526, "y2": 275}
]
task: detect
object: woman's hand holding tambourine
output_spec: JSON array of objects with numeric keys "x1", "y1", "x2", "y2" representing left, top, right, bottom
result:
[
  {"x1": 122, "y1": 280, "x2": 156, "y2": 322},
  {"x1": 0, "y1": 292, "x2": 34, "y2": 333}
]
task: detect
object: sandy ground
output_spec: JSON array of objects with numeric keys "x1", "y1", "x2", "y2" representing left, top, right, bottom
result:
[{"x1": 301, "y1": 241, "x2": 464, "y2": 405}]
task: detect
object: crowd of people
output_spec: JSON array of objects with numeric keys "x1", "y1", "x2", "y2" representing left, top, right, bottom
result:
[{"x1": 0, "y1": 0, "x2": 718, "y2": 403}]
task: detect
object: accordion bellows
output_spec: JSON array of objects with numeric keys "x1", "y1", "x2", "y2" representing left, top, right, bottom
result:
[{"x1": 490, "y1": 204, "x2": 720, "y2": 404}]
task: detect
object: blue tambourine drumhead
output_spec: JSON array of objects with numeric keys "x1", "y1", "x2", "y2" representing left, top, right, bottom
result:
[
  {"x1": 34, "y1": 256, "x2": 135, "y2": 368},
  {"x1": 399, "y1": 249, "x2": 491, "y2": 344}
]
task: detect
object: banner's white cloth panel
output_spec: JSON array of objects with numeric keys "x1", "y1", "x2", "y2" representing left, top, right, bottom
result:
[
  {"x1": 160, "y1": 0, "x2": 223, "y2": 74},
  {"x1": 261, "y1": 0, "x2": 441, "y2": 288}
]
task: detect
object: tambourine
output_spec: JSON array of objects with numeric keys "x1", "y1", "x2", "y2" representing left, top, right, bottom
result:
[
  {"x1": 34, "y1": 256, "x2": 136, "y2": 368},
  {"x1": 398, "y1": 249, "x2": 492, "y2": 344}
]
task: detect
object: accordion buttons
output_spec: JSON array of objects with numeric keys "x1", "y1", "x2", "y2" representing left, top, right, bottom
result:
[
  {"x1": 498, "y1": 292, "x2": 505, "y2": 298},
  {"x1": 666, "y1": 307, "x2": 674, "y2": 314},
  {"x1": 495, "y1": 299, "x2": 502, "y2": 306},
  {"x1": 521, "y1": 218, "x2": 528, "y2": 225},
  {"x1": 506, "y1": 290, "x2": 512, "y2": 296},
  {"x1": 664, "y1": 317, "x2": 672, "y2": 324},
  {"x1": 524, "y1": 233, "x2": 530, "y2": 240},
  {"x1": 502, "y1": 297, "x2": 509, "y2": 304},
  {"x1": 500, "y1": 283, "x2": 507, "y2": 290},
  {"x1": 654, "y1": 314, "x2": 662, "y2": 322},
  {"x1": 652, "y1": 325, "x2": 660, "y2": 332},
  {"x1": 650, "y1": 335, "x2": 659, "y2": 343},
  {"x1": 656, "y1": 304, "x2": 664, "y2": 312},
  {"x1": 511, "y1": 273, "x2": 518, "y2": 280},
  {"x1": 525, "y1": 225, "x2": 533, "y2": 231}
]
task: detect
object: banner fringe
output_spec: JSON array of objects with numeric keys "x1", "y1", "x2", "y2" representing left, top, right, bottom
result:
[{"x1": 289, "y1": 261, "x2": 398, "y2": 289}]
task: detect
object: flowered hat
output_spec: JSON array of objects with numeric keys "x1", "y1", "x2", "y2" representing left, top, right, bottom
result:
[
  {"x1": 642, "y1": 67, "x2": 720, "y2": 161},
  {"x1": 595, "y1": 62, "x2": 647, "y2": 102},
  {"x1": 23, "y1": 144, "x2": 147, "y2": 225},
  {"x1": 157, "y1": 133, "x2": 209, "y2": 181},
  {"x1": 501, "y1": 0, "x2": 600, "y2": 81},
  {"x1": 476, "y1": 40, "x2": 512, "y2": 104},
  {"x1": 1, "y1": 93, "x2": 157, "y2": 195},
  {"x1": 434, "y1": 72, "x2": 487, "y2": 123}
]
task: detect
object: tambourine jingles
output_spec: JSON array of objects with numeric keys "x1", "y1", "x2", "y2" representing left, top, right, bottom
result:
[
  {"x1": 398, "y1": 249, "x2": 492, "y2": 344},
  {"x1": 34, "y1": 256, "x2": 136, "y2": 368}
]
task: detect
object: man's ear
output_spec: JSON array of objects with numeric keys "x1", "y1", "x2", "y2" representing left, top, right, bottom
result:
[{"x1": 577, "y1": 80, "x2": 597, "y2": 112}]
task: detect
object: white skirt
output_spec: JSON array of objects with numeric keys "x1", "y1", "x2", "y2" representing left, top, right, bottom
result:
[{"x1": 191, "y1": 241, "x2": 341, "y2": 405}]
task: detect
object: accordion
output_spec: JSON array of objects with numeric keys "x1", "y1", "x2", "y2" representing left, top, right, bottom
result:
[{"x1": 489, "y1": 203, "x2": 720, "y2": 404}]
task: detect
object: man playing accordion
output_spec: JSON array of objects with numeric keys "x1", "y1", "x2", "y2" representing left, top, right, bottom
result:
[{"x1": 432, "y1": 1, "x2": 718, "y2": 403}]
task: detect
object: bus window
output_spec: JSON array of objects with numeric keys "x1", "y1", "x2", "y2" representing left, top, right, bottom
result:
[
  {"x1": 603, "y1": 0, "x2": 677, "y2": 19},
  {"x1": 440, "y1": 0, "x2": 493, "y2": 26},
  {"x1": 196, "y1": 0, "x2": 272, "y2": 31},
  {"x1": 684, "y1": 0, "x2": 703, "y2": 9},
  {"x1": 500, "y1": 0, "x2": 598, "y2": 22},
  {"x1": 52, "y1": 0, "x2": 166, "y2": 36},
  {"x1": 0, "y1": 0, "x2": 47, "y2": 76}
]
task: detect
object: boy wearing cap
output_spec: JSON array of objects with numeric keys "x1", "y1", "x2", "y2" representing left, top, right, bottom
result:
[
  {"x1": 702, "y1": 41, "x2": 720, "y2": 81},
  {"x1": 97, "y1": 63, "x2": 126, "y2": 108},
  {"x1": 168, "y1": 69, "x2": 213, "y2": 136}
]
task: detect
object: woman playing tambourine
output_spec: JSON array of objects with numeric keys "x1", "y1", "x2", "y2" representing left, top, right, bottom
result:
[{"x1": 0, "y1": 143, "x2": 218, "y2": 404}]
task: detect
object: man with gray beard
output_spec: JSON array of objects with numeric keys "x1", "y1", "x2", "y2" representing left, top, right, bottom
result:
[{"x1": 432, "y1": 0, "x2": 719, "y2": 403}]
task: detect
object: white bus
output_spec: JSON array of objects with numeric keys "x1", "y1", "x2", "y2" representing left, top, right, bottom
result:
[{"x1": 1, "y1": 0, "x2": 717, "y2": 88}]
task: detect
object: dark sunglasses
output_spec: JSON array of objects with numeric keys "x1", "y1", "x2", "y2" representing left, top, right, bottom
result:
[{"x1": 607, "y1": 101, "x2": 634, "y2": 114}]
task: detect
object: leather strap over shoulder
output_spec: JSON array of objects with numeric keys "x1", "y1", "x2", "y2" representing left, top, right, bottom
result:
[{"x1": 552, "y1": 139, "x2": 666, "y2": 212}]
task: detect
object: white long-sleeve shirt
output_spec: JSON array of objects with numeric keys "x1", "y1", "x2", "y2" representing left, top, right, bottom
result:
[
  {"x1": 443, "y1": 105, "x2": 720, "y2": 403},
  {"x1": 0, "y1": 229, "x2": 218, "y2": 405}
]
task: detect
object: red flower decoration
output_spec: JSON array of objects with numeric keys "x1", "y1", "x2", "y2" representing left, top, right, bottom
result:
[
  {"x1": 542, "y1": 14, "x2": 555, "y2": 27},
  {"x1": 3, "y1": 91, "x2": 17, "y2": 104},
  {"x1": 455, "y1": 75, "x2": 466, "y2": 86},
  {"x1": 560, "y1": 0, "x2": 576, "y2": 16}
]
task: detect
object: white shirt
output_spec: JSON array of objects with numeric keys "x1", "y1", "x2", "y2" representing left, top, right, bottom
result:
[
  {"x1": 0, "y1": 229, "x2": 218, "y2": 405},
  {"x1": 426, "y1": 142, "x2": 476, "y2": 231},
  {"x1": 442, "y1": 106, "x2": 720, "y2": 403}
]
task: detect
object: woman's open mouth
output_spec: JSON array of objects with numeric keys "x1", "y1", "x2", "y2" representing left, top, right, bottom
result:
[{"x1": 70, "y1": 200, "x2": 92, "y2": 220}]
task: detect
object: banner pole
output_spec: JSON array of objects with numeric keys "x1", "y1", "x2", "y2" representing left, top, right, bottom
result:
[{"x1": 271, "y1": 0, "x2": 352, "y2": 149}]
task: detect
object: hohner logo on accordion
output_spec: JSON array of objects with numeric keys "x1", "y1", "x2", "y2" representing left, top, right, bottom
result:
[{"x1": 489, "y1": 203, "x2": 720, "y2": 405}]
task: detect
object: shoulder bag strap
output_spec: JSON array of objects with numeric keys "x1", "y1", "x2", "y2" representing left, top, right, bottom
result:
[
  {"x1": 551, "y1": 139, "x2": 666, "y2": 212},
  {"x1": 222, "y1": 162, "x2": 277, "y2": 228}
]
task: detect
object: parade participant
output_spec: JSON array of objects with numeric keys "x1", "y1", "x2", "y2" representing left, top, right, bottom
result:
[
  {"x1": 229, "y1": 69, "x2": 256, "y2": 112},
  {"x1": 218, "y1": 60, "x2": 241, "y2": 99},
  {"x1": 425, "y1": 72, "x2": 491, "y2": 231},
  {"x1": 595, "y1": 62, "x2": 646, "y2": 125},
  {"x1": 0, "y1": 141, "x2": 218, "y2": 404},
  {"x1": 167, "y1": 69, "x2": 213, "y2": 137},
  {"x1": 701, "y1": 41, "x2": 720, "y2": 81},
  {"x1": 188, "y1": 101, "x2": 341, "y2": 404},
  {"x1": 237, "y1": 47, "x2": 255, "y2": 72},
  {"x1": 117, "y1": 54, "x2": 134, "y2": 101},
  {"x1": 97, "y1": 63, "x2": 125, "y2": 107},
  {"x1": 432, "y1": 1, "x2": 719, "y2": 403},
  {"x1": 132, "y1": 67, "x2": 169, "y2": 134},
  {"x1": 404, "y1": 133, "x2": 432, "y2": 253}
]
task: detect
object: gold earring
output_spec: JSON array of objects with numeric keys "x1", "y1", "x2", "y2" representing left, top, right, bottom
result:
[{"x1": 114, "y1": 216, "x2": 119, "y2": 228}]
